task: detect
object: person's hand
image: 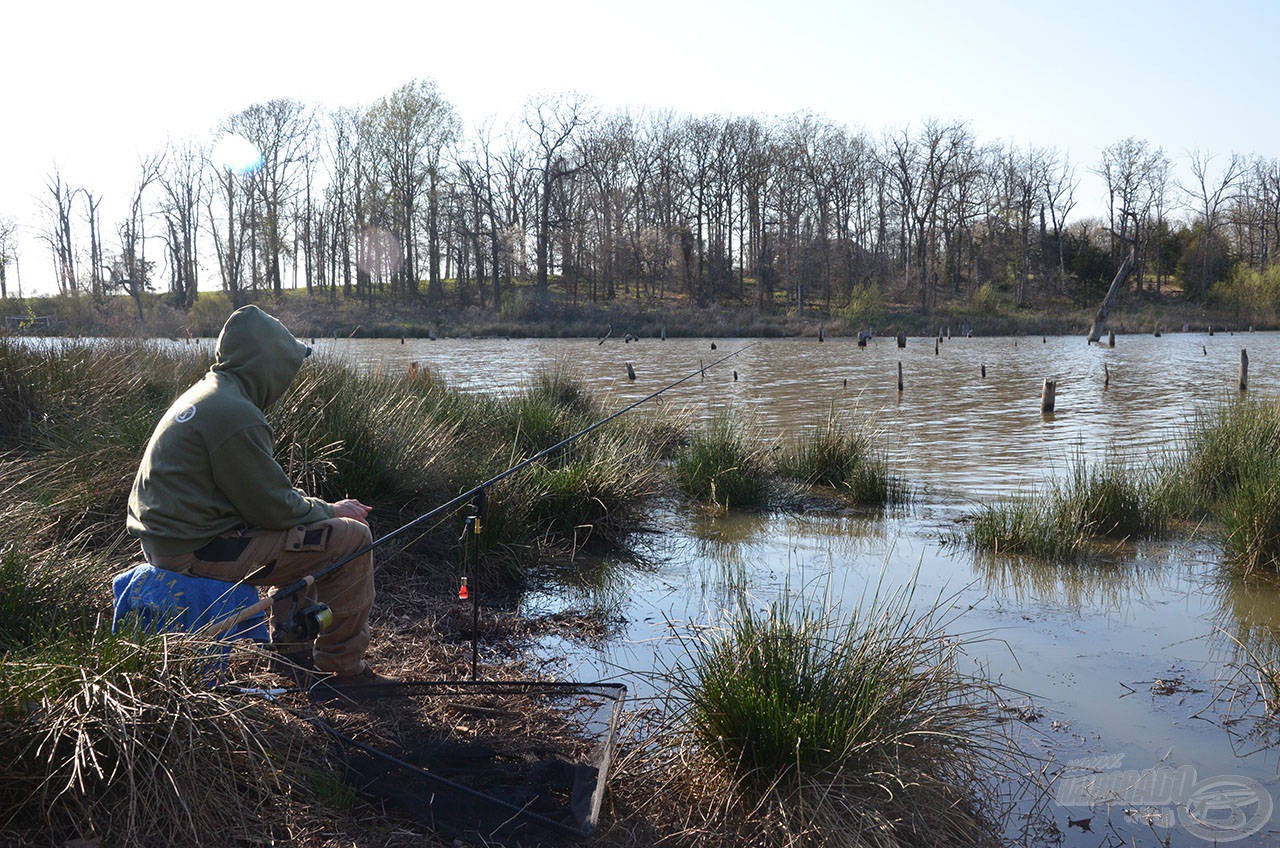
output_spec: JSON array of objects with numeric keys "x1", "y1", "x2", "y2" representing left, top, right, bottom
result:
[{"x1": 332, "y1": 498, "x2": 373, "y2": 525}]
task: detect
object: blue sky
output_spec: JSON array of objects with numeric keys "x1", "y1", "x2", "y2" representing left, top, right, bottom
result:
[{"x1": 1, "y1": 0, "x2": 1276, "y2": 294}]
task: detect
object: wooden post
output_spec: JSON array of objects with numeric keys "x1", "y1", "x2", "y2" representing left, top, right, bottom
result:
[
  {"x1": 1107, "y1": 330, "x2": 1115, "y2": 348},
  {"x1": 1240, "y1": 349, "x2": 1249, "y2": 392},
  {"x1": 1041, "y1": 379, "x2": 1056, "y2": 413},
  {"x1": 897, "y1": 361, "x2": 904, "y2": 393},
  {"x1": 700, "y1": 358, "x2": 705, "y2": 381},
  {"x1": 1209, "y1": 325, "x2": 1214, "y2": 336},
  {"x1": 1104, "y1": 363, "x2": 1109, "y2": 389},
  {"x1": 625, "y1": 362, "x2": 636, "y2": 381},
  {"x1": 818, "y1": 324, "x2": 825, "y2": 342},
  {"x1": 661, "y1": 325, "x2": 666, "y2": 340},
  {"x1": 981, "y1": 363, "x2": 986, "y2": 378},
  {"x1": 934, "y1": 338, "x2": 939, "y2": 356},
  {"x1": 897, "y1": 333, "x2": 906, "y2": 348},
  {"x1": 733, "y1": 370, "x2": 739, "y2": 381}
]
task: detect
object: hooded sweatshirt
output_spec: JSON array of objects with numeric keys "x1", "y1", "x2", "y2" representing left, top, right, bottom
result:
[{"x1": 127, "y1": 305, "x2": 335, "y2": 557}]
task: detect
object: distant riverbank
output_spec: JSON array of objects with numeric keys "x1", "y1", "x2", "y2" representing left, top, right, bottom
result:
[{"x1": 1, "y1": 287, "x2": 1262, "y2": 341}]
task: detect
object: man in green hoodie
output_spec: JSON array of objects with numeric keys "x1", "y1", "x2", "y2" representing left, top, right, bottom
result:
[{"x1": 128, "y1": 305, "x2": 380, "y2": 689}]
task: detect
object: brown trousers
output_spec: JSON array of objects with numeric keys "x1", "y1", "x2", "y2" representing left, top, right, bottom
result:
[{"x1": 147, "y1": 518, "x2": 374, "y2": 675}]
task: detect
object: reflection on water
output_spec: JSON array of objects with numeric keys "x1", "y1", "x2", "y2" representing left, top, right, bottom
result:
[{"x1": 971, "y1": 547, "x2": 1163, "y2": 612}]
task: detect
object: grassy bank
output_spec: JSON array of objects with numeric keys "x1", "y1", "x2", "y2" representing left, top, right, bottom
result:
[{"x1": 4, "y1": 283, "x2": 1264, "y2": 342}]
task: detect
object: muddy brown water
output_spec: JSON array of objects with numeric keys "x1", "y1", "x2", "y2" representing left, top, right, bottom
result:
[{"x1": 222, "y1": 333, "x2": 1280, "y2": 843}]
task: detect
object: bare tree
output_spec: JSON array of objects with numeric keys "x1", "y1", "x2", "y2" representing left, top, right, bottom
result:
[
  {"x1": 114, "y1": 154, "x2": 164, "y2": 328},
  {"x1": 525, "y1": 93, "x2": 592, "y2": 290},
  {"x1": 227, "y1": 99, "x2": 313, "y2": 295},
  {"x1": 159, "y1": 141, "x2": 206, "y2": 309},
  {"x1": 1040, "y1": 152, "x2": 1077, "y2": 292},
  {"x1": 1186, "y1": 150, "x2": 1244, "y2": 299},
  {"x1": 361, "y1": 79, "x2": 459, "y2": 301},
  {"x1": 0, "y1": 217, "x2": 16, "y2": 299},
  {"x1": 42, "y1": 168, "x2": 78, "y2": 295}
]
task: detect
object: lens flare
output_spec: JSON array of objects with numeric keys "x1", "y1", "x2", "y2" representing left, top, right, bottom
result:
[
  {"x1": 357, "y1": 227, "x2": 404, "y2": 276},
  {"x1": 211, "y1": 134, "x2": 264, "y2": 175}
]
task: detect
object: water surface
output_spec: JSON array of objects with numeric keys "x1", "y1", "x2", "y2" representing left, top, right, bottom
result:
[{"x1": 324, "y1": 331, "x2": 1280, "y2": 846}]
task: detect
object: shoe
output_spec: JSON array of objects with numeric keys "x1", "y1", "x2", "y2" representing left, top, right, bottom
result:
[{"x1": 310, "y1": 665, "x2": 403, "y2": 701}]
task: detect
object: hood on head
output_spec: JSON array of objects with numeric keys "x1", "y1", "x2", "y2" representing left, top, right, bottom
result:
[{"x1": 211, "y1": 305, "x2": 311, "y2": 409}]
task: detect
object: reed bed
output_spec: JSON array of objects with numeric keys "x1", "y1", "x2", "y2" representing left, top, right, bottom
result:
[
  {"x1": 674, "y1": 412, "x2": 771, "y2": 508},
  {"x1": 776, "y1": 410, "x2": 907, "y2": 506},
  {"x1": 676, "y1": 409, "x2": 906, "y2": 511},
  {"x1": 966, "y1": 458, "x2": 1168, "y2": 561},
  {"x1": 621, "y1": 586, "x2": 1008, "y2": 847}
]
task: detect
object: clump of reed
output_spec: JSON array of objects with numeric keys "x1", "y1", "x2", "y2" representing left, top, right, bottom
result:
[
  {"x1": 646, "y1": 586, "x2": 1006, "y2": 847},
  {"x1": 0, "y1": 631, "x2": 306, "y2": 847},
  {"x1": 673, "y1": 412, "x2": 771, "y2": 508},
  {"x1": 967, "y1": 458, "x2": 1166, "y2": 561},
  {"x1": 775, "y1": 411, "x2": 907, "y2": 506}
]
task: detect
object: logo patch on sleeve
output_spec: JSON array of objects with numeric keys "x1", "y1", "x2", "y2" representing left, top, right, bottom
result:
[{"x1": 174, "y1": 404, "x2": 197, "y2": 423}]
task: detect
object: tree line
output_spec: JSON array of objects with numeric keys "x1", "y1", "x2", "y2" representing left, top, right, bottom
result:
[{"x1": 2, "y1": 78, "x2": 1278, "y2": 319}]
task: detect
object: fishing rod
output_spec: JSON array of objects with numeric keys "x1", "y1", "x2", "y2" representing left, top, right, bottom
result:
[{"x1": 201, "y1": 341, "x2": 760, "y2": 640}]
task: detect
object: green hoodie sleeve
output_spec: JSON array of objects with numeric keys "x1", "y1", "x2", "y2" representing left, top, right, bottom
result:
[{"x1": 209, "y1": 425, "x2": 336, "y2": 529}]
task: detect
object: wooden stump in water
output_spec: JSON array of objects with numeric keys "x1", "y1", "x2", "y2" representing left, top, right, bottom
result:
[
  {"x1": 934, "y1": 339, "x2": 939, "y2": 356},
  {"x1": 981, "y1": 363, "x2": 986, "y2": 378},
  {"x1": 733, "y1": 370, "x2": 739, "y2": 381},
  {"x1": 1108, "y1": 330, "x2": 1115, "y2": 348},
  {"x1": 625, "y1": 362, "x2": 636, "y2": 381},
  {"x1": 1240, "y1": 349, "x2": 1249, "y2": 392},
  {"x1": 1209, "y1": 325, "x2": 1215, "y2": 336},
  {"x1": 661, "y1": 325, "x2": 666, "y2": 341},
  {"x1": 1104, "y1": 363, "x2": 1110, "y2": 389},
  {"x1": 1041, "y1": 379, "x2": 1056, "y2": 413},
  {"x1": 897, "y1": 333, "x2": 906, "y2": 348},
  {"x1": 897, "y1": 361, "x2": 904, "y2": 393},
  {"x1": 818, "y1": 324, "x2": 825, "y2": 342},
  {"x1": 858, "y1": 336, "x2": 867, "y2": 348}
]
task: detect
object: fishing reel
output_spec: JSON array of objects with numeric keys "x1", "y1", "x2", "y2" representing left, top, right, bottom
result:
[{"x1": 283, "y1": 603, "x2": 334, "y2": 641}]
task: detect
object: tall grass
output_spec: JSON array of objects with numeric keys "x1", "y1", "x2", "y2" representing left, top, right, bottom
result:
[
  {"x1": 776, "y1": 411, "x2": 907, "y2": 506},
  {"x1": 0, "y1": 632, "x2": 304, "y2": 846},
  {"x1": 967, "y1": 458, "x2": 1167, "y2": 561},
  {"x1": 1168, "y1": 397, "x2": 1280, "y2": 578},
  {"x1": 0, "y1": 341, "x2": 676, "y2": 583},
  {"x1": 674, "y1": 412, "x2": 770, "y2": 508},
  {"x1": 660, "y1": 585, "x2": 1006, "y2": 846}
]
